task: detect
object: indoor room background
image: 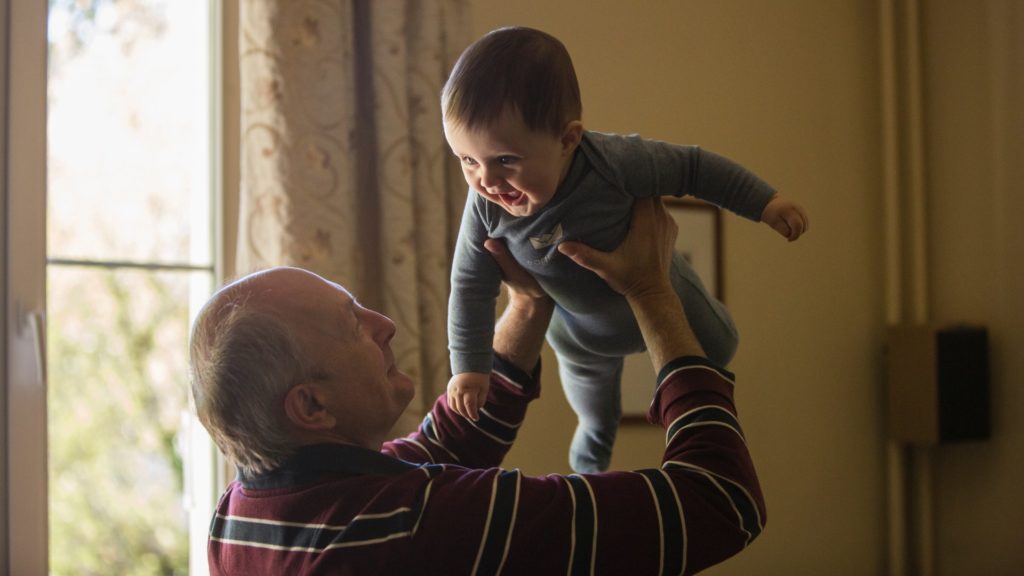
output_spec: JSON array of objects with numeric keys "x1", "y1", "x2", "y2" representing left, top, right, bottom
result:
[
  {"x1": 219, "y1": 1, "x2": 1024, "y2": 573},
  {"x1": 4, "y1": 1, "x2": 1021, "y2": 575},
  {"x1": 448, "y1": 1, "x2": 1024, "y2": 574}
]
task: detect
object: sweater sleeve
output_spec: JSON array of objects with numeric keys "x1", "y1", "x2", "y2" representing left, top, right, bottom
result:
[
  {"x1": 408, "y1": 356, "x2": 766, "y2": 576},
  {"x1": 683, "y1": 147, "x2": 777, "y2": 221},
  {"x1": 448, "y1": 192, "x2": 503, "y2": 375},
  {"x1": 590, "y1": 132, "x2": 777, "y2": 221},
  {"x1": 381, "y1": 355, "x2": 540, "y2": 468}
]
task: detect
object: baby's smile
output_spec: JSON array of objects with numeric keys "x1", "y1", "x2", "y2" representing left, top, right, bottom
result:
[{"x1": 492, "y1": 188, "x2": 527, "y2": 209}]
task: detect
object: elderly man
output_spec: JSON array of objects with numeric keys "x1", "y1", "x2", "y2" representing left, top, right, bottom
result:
[{"x1": 190, "y1": 198, "x2": 765, "y2": 575}]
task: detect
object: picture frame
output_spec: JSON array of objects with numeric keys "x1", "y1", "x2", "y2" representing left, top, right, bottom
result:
[{"x1": 620, "y1": 197, "x2": 723, "y2": 423}]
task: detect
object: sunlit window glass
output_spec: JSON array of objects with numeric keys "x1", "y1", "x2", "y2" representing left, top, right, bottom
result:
[{"x1": 46, "y1": 0, "x2": 214, "y2": 573}]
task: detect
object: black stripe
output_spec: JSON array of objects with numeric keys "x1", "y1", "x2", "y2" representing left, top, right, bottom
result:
[
  {"x1": 719, "y1": 479, "x2": 761, "y2": 542},
  {"x1": 209, "y1": 502, "x2": 223, "y2": 536},
  {"x1": 422, "y1": 413, "x2": 438, "y2": 441},
  {"x1": 667, "y1": 406, "x2": 744, "y2": 442},
  {"x1": 475, "y1": 412, "x2": 518, "y2": 443},
  {"x1": 492, "y1": 355, "x2": 537, "y2": 391},
  {"x1": 212, "y1": 508, "x2": 420, "y2": 552},
  {"x1": 335, "y1": 510, "x2": 416, "y2": 545},
  {"x1": 213, "y1": 516, "x2": 341, "y2": 550},
  {"x1": 656, "y1": 356, "x2": 735, "y2": 386},
  {"x1": 476, "y1": 470, "x2": 520, "y2": 575},
  {"x1": 664, "y1": 463, "x2": 761, "y2": 543},
  {"x1": 639, "y1": 469, "x2": 684, "y2": 575},
  {"x1": 566, "y1": 475, "x2": 595, "y2": 576},
  {"x1": 410, "y1": 465, "x2": 444, "y2": 534}
]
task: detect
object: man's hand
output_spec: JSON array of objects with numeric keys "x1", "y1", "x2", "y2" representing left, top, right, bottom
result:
[
  {"x1": 557, "y1": 197, "x2": 677, "y2": 299},
  {"x1": 485, "y1": 238, "x2": 548, "y2": 302},
  {"x1": 485, "y1": 237, "x2": 553, "y2": 375},
  {"x1": 558, "y1": 197, "x2": 705, "y2": 369},
  {"x1": 761, "y1": 195, "x2": 809, "y2": 242},
  {"x1": 447, "y1": 372, "x2": 490, "y2": 421}
]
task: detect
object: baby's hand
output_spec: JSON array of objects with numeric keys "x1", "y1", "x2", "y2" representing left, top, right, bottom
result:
[
  {"x1": 761, "y1": 196, "x2": 810, "y2": 242},
  {"x1": 447, "y1": 372, "x2": 490, "y2": 421}
]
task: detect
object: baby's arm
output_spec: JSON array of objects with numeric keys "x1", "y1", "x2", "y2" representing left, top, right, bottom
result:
[
  {"x1": 678, "y1": 147, "x2": 810, "y2": 241},
  {"x1": 448, "y1": 237, "x2": 552, "y2": 422},
  {"x1": 761, "y1": 194, "x2": 810, "y2": 241},
  {"x1": 652, "y1": 141, "x2": 810, "y2": 242},
  {"x1": 448, "y1": 195, "x2": 504, "y2": 420}
]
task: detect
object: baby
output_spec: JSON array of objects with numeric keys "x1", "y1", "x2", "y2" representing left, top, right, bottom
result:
[{"x1": 443, "y1": 27, "x2": 808, "y2": 472}]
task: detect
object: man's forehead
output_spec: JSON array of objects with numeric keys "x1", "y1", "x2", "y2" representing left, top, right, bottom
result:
[{"x1": 231, "y1": 267, "x2": 350, "y2": 314}]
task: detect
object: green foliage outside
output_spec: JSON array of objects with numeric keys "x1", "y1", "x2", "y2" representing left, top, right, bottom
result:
[{"x1": 48, "y1": 269, "x2": 189, "y2": 575}]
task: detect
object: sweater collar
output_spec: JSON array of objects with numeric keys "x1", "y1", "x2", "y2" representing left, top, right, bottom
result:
[{"x1": 238, "y1": 443, "x2": 417, "y2": 490}]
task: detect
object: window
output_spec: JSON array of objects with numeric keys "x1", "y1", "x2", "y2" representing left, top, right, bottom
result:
[{"x1": 45, "y1": 1, "x2": 221, "y2": 573}]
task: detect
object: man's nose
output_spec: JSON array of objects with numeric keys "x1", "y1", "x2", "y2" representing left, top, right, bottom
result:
[{"x1": 370, "y1": 310, "x2": 397, "y2": 344}]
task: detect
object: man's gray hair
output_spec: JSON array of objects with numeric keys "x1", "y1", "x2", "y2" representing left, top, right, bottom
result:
[{"x1": 189, "y1": 293, "x2": 310, "y2": 476}]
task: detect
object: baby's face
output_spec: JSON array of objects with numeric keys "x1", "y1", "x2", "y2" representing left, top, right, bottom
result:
[{"x1": 444, "y1": 110, "x2": 579, "y2": 217}]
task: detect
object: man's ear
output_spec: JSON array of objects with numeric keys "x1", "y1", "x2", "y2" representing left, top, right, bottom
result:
[
  {"x1": 560, "y1": 120, "x2": 584, "y2": 155},
  {"x1": 283, "y1": 383, "x2": 337, "y2": 431}
]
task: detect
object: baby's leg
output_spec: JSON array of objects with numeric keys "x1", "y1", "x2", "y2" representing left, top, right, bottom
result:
[
  {"x1": 671, "y1": 252, "x2": 739, "y2": 366},
  {"x1": 548, "y1": 311, "x2": 625, "y2": 473}
]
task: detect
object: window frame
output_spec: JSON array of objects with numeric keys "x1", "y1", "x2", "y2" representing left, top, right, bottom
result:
[
  {"x1": 4, "y1": 0, "x2": 50, "y2": 572},
  {"x1": 3, "y1": 1, "x2": 228, "y2": 572}
]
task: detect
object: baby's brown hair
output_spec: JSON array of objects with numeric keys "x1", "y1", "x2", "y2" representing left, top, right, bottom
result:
[{"x1": 442, "y1": 27, "x2": 582, "y2": 135}]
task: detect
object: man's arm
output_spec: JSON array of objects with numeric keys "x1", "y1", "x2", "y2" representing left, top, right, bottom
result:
[
  {"x1": 408, "y1": 355, "x2": 762, "y2": 576},
  {"x1": 488, "y1": 238, "x2": 555, "y2": 372},
  {"x1": 384, "y1": 237, "x2": 552, "y2": 467},
  {"x1": 386, "y1": 199, "x2": 764, "y2": 576}
]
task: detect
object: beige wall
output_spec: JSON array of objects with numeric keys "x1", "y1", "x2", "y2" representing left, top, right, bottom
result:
[
  {"x1": 923, "y1": 1, "x2": 1024, "y2": 575},
  {"x1": 466, "y1": 1, "x2": 1023, "y2": 574}
]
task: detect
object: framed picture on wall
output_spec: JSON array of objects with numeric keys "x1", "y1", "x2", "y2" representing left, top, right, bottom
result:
[{"x1": 620, "y1": 197, "x2": 723, "y2": 423}]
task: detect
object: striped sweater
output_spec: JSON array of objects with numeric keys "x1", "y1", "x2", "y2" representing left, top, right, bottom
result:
[{"x1": 208, "y1": 355, "x2": 766, "y2": 575}]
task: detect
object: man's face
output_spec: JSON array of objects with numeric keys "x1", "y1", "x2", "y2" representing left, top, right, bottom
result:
[
  {"x1": 267, "y1": 269, "x2": 415, "y2": 448},
  {"x1": 444, "y1": 109, "x2": 580, "y2": 217}
]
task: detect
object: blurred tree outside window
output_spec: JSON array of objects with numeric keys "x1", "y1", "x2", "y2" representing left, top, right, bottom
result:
[{"x1": 46, "y1": 0, "x2": 216, "y2": 574}]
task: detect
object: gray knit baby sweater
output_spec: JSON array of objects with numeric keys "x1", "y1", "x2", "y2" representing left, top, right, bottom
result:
[{"x1": 448, "y1": 130, "x2": 776, "y2": 375}]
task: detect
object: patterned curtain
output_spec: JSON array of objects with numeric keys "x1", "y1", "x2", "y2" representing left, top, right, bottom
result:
[{"x1": 237, "y1": 0, "x2": 469, "y2": 432}]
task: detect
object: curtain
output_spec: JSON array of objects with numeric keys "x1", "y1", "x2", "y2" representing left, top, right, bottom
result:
[{"x1": 238, "y1": 0, "x2": 469, "y2": 432}]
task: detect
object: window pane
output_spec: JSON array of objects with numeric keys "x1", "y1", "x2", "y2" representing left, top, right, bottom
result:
[
  {"x1": 47, "y1": 266, "x2": 197, "y2": 575},
  {"x1": 47, "y1": 0, "x2": 211, "y2": 265},
  {"x1": 46, "y1": 1, "x2": 215, "y2": 574}
]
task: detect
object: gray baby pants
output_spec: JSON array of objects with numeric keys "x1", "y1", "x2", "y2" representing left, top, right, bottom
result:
[{"x1": 546, "y1": 252, "x2": 737, "y2": 473}]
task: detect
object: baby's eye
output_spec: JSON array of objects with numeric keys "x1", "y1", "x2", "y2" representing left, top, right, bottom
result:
[
  {"x1": 497, "y1": 156, "x2": 518, "y2": 165},
  {"x1": 461, "y1": 156, "x2": 478, "y2": 166}
]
